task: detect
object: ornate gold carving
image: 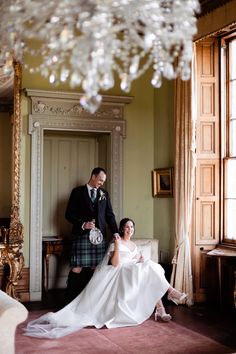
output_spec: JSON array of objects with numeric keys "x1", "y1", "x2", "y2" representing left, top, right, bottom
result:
[
  {"x1": 9, "y1": 205, "x2": 23, "y2": 244},
  {"x1": 0, "y1": 61, "x2": 24, "y2": 300},
  {"x1": 12, "y1": 61, "x2": 22, "y2": 210},
  {"x1": 0, "y1": 242, "x2": 24, "y2": 300}
]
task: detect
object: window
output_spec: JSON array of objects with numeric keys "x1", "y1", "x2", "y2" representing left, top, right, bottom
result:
[{"x1": 221, "y1": 34, "x2": 236, "y2": 244}]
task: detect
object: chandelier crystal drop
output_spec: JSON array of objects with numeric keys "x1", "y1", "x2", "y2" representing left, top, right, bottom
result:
[{"x1": 0, "y1": 0, "x2": 200, "y2": 113}]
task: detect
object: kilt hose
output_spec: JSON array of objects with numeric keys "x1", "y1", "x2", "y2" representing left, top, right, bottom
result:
[{"x1": 64, "y1": 268, "x2": 94, "y2": 305}]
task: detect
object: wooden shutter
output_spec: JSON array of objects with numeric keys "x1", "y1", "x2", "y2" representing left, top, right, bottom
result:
[{"x1": 193, "y1": 37, "x2": 220, "y2": 302}]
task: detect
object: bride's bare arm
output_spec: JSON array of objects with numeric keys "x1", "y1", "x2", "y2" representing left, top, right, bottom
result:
[{"x1": 110, "y1": 236, "x2": 121, "y2": 267}]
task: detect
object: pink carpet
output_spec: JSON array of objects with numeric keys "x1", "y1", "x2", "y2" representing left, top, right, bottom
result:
[{"x1": 15, "y1": 310, "x2": 233, "y2": 354}]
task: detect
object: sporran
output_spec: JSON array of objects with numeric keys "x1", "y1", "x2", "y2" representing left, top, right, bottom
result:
[{"x1": 89, "y1": 228, "x2": 103, "y2": 245}]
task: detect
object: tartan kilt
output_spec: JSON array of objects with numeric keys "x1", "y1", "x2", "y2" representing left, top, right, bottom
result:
[{"x1": 70, "y1": 232, "x2": 107, "y2": 267}]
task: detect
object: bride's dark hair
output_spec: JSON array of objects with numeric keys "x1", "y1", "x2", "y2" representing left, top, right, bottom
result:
[{"x1": 119, "y1": 218, "x2": 135, "y2": 237}]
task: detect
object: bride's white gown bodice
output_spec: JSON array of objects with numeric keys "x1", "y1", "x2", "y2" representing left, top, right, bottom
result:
[{"x1": 25, "y1": 242, "x2": 170, "y2": 338}]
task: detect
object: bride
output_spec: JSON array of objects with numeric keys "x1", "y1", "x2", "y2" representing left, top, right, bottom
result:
[{"x1": 24, "y1": 218, "x2": 187, "y2": 338}]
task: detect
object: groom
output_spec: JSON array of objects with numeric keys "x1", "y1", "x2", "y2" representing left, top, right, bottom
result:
[{"x1": 64, "y1": 167, "x2": 119, "y2": 304}]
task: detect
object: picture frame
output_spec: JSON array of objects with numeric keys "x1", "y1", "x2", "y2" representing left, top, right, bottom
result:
[{"x1": 152, "y1": 167, "x2": 174, "y2": 197}]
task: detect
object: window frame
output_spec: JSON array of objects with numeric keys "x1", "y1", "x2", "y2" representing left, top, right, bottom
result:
[{"x1": 221, "y1": 32, "x2": 236, "y2": 245}]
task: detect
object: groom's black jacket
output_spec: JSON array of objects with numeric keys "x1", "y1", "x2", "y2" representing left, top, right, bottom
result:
[{"x1": 65, "y1": 185, "x2": 118, "y2": 239}]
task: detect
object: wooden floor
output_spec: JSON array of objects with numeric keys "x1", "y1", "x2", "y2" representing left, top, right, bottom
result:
[{"x1": 24, "y1": 289, "x2": 236, "y2": 352}]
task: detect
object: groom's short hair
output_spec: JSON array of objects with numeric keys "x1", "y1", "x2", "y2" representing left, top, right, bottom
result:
[{"x1": 91, "y1": 167, "x2": 107, "y2": 177}]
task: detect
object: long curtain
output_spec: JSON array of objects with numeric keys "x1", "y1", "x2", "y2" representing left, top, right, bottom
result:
[{"x1": 170, "y1": 54, "x2": 196, "y2": 306}]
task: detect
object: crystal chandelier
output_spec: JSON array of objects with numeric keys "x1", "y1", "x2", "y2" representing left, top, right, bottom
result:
[{"x1": 0, "y1": 0, "x2": 200, "y2": 113}]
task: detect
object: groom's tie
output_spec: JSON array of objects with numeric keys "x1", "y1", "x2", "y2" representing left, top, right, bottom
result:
[{"x1": 90, "y1": 188, "x2": 96, "y2": 203}]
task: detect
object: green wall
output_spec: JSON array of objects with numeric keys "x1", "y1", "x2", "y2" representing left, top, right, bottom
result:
[
  {"x1": 122, "y1": 69, "x2": 154, "y2": 237},
  {"x1": 153, "y1": 79, "x2": 175, "y2": 263}
]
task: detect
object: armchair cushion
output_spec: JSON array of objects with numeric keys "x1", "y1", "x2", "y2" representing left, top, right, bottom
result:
[{"x1": 133, "y1": 238, "x2": 159, "y2": 263}]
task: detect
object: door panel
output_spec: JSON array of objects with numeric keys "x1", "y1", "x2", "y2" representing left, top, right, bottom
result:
[
  {"x1": 43, "y1": 134, "x2": 97, "y2": 237},
  {"x1": 195, "y1": 160, "x2": 219, "y2": 245},
  {"x1": 42, "y1": 132, "x2": 98, "y2": 289}
]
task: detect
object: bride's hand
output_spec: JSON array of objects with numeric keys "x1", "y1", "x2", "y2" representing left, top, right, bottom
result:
[
  {"x1": 139, "y1": 251, "x2": 144, "y2": 263},
  {"x1": 114, "y1": 235, "x2": 121, "y2": 244},
  {"x1": 139, "y1": 255, "x2": 144, "y2": 263}
]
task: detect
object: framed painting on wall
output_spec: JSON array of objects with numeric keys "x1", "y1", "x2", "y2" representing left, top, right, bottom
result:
[{"x1": 152, "y1": 167, "x2": 173, "y2": 197}]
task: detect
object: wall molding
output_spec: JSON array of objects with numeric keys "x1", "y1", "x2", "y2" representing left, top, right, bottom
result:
[{"x1": 25, "y1": 89, "x2": 131, "y2": 301}]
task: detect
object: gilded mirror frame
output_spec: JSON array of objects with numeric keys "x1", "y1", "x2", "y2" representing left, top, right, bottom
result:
[
  {"x1": 0, "y1": 61, "x2": 24, "y2": 299},
  {"x1": 9, "y1": 61, "x2": 23, "y2": 244}
]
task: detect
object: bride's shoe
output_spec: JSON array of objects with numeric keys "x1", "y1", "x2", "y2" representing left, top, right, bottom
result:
[
  {"x1": 154, "y1": 306, "x2": 172, "y2": 322},
  {"x1": 167, "y1": 288, "x2": 188, "y2": 305}
]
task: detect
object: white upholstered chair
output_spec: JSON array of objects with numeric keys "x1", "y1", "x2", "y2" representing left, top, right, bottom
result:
[{"x1": 0, "y1": 290, "x2": 28, "y2": 354}]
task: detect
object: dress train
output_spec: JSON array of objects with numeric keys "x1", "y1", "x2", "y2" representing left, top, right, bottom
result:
[{"x1": 24, "y1": 244, "x2": 170, "y2": 338}]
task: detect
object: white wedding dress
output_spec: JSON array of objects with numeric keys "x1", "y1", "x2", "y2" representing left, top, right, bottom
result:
[{"x1": 24, "y1": 242, "x2": 170, "y2": 338}]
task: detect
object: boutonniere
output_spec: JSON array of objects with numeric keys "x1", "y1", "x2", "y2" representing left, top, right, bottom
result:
[{"x1": 99, "y1": 190, "x2": 106, "y2": 201}]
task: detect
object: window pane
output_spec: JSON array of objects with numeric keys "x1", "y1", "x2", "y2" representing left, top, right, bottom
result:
[
  {"x1": 225, "y1": 159, "x2": 236, "y2": 197},
  {"x1": 229, "y1": 80, "x2": 236, "y2": 118},
  {"x1": 225, "y1": 199, "x2": 236, "y2": 240},
  {"x1": 223, "y1": 37, "x2": 236, "y2": 244},
  {"x1": 230, "y1": 39, "x2": 236, "y2": 80},
  {"x1": 229, "y1": 120, "x2": 236, "y2": 156}
]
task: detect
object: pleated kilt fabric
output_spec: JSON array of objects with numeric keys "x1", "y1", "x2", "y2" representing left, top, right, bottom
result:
[{"x1": 70, "y1": 232, "x2": 107, "y2": 267}]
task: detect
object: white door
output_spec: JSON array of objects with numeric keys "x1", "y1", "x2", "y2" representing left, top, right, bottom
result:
[{"x1": 43, "y1": 131, "x2": 98, "y2": 289}]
